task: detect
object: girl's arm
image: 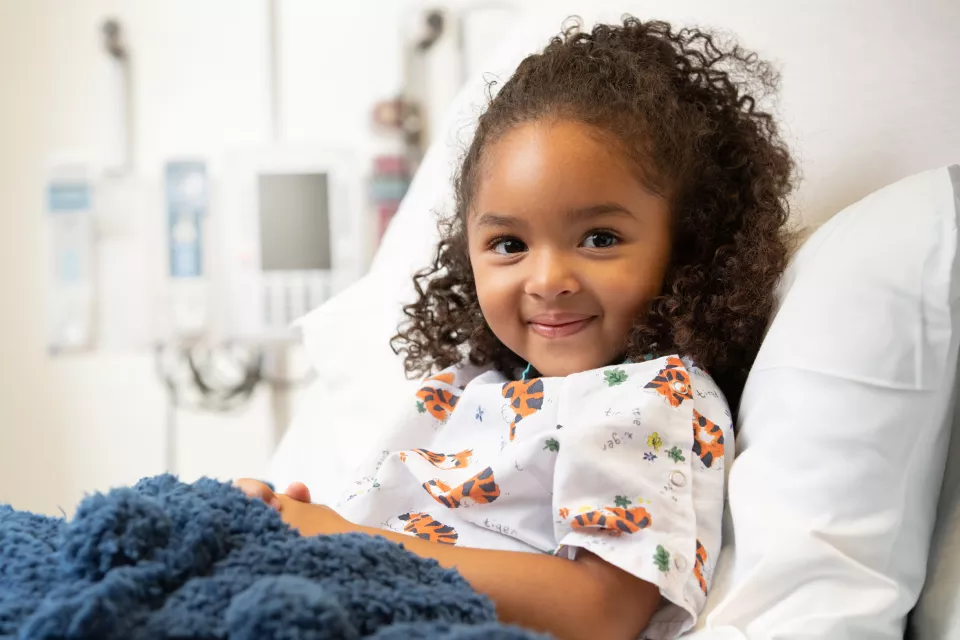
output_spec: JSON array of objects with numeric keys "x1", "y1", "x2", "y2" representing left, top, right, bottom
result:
[{"x1": 279, "y1": 497, "x2": 660, "y2": 640}]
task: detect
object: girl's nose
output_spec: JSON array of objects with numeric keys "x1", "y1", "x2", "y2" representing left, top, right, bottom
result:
[{"x1": 523, "y1": 249, "x2": 580, "y2": 300}]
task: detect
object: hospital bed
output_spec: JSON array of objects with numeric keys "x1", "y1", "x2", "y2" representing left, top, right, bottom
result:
[{"x1": 269, "y1": 2, "x2": 960, "y2": 637}]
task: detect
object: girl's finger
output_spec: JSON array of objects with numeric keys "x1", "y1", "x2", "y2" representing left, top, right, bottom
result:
[
  {"x1": 233, "y1": 478, "x2": 281, "y2": 509},
  {"x1": 284, "y1": 482, "x2": 312, "y2": 503}
]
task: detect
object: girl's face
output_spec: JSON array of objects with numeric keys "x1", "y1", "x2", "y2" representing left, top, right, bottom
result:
[{"x1": 467, "y1": 119, "x2": 672, "y2": 377}]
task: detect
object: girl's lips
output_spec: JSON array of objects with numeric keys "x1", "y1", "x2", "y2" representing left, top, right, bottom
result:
[{"x1": 528, "y1": 316, "x2": 595, "y2": 339}]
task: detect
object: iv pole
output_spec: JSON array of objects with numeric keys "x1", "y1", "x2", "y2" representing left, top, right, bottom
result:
[
  {"x1": 102, "y1": 18, "x2": 183, "y2": 476},
  {"x1": 101, "y1": 20, "x2": 134, "y2": 174}
]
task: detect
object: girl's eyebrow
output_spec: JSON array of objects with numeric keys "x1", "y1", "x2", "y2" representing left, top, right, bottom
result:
[
  {"x1": 473, "y1": 203, "x2": 635, "y2": 229},
  {"x1": 566, "y1": 203, "x2": 636, "y2": 221},
  {"x1": 474, "y1": 212, "x2": 526, "y2": 229}
]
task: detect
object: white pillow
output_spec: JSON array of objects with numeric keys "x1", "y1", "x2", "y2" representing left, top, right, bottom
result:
[
  {"x1": 913, "y1": 403, "x2": 960, "y2": 638},
  {"x1": 912, "y1": 170, "x2": 960, "y2": 640},
  {"x1": 687, "y1": 165, "x2": 960, "y2": 639},
  {"x1": 269, "y1": 272, "x2": 420, "y2": 503}
]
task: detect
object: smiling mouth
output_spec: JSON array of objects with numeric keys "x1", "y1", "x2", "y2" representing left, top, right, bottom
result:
[{"x1": 528, "y1": 316, "x2": 596, "y2": 339}]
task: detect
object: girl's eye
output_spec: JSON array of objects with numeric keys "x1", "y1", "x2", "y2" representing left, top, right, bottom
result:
[
  {"x1": 491, "y1": 237, "x2": 528, "y2": 255},
  {"x1": 581, "y1": 231, "x2": 619, "y2": 249}
]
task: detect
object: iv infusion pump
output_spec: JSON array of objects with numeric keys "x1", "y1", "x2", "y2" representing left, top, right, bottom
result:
[
  {"x1": 46, "y1": 164, "x2": 95, "y2": 353},
  {"x1": 216, "y1": 147, "x2": 365, "y2": 344},
  {"x1": 45, "y1": 146, "x2": 365, "y2": 353}
]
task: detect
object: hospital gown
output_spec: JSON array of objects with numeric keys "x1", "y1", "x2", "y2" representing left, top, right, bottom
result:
[{"x1": 336, "y1": 355, "x2": 732, "y2": 639}]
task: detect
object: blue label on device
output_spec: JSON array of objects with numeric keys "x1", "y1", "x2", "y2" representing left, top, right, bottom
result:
[
  {"x1": 47, "y1": 183, "x2": 90, "y2": 212},
  {"x1": 166, "y1": 161, "x2": 207, "y2": 278}
]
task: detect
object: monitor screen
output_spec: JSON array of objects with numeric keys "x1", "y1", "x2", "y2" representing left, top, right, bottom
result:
[{"x1": 257, "y1": 172, "x2": 332, "y2": 271}]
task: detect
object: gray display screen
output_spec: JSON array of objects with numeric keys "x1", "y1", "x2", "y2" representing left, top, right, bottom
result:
[{"x1": 257, "y1": 172, "x2": 331, "y2": 271}]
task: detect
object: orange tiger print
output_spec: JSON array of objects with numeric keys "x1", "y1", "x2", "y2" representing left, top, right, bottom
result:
[
  {"x1": 571, "y1": 506, "x2": 652, "y2": 535},
  {"x1": 416, "y1": 372, "x2": 461, "y2": 421},
  {"x1": 692, "y1": 411, "x2": 724, "y2": 468},
  {"x1": 423, "y1": 466, "x2": 501, "y2": 508},
  {"x1": 694, "y1": 539, "x2": 708, "y2": 594},
  {"x1": 644, "y1": 358, "x2": 692, "y2": 407},
  {"x1": 501, "y1": 378, "x2": 545, "y2": 441},
  {"x1": 397, "y1": 512, "x2": 458, "y2": 545},
  {"x1": 411, "y1": 448, "x2": 473, "y2": 470}
]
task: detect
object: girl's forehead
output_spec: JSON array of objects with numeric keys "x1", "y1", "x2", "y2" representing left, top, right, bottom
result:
[{"x1": 468, "y1": 121, "x2": 665, "y2": 221}]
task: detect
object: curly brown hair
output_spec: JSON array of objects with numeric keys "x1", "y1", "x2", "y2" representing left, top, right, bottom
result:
[{"x1": 391, "y1": 16, "x2": 794, "y2": 411}]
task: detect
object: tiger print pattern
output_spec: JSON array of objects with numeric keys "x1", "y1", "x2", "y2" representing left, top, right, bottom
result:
[
  {"x1": 410, "y1": 448, "x2": 473, "y2": 470},
  {"x1": 501, "y1": 378, "x2": 545, "y2": 441},
  {"x1": 423, "y1": 466, "x2": 501, "y2": 508},
  {"x1": 694, "y1": 538, "x2": 708, "y2": 594},
  {"x1": 416, "y1": 372, "x2": 461, "y2": 421},
  {"x1": 571, "y1": 506, "x2": 652, "y2": 535},
  {"x1": 692, "y1": 410, "x2": 724, "y2": 468},
  {"x1": 397, "y1": 512, "x2": 458, "y2": 545},
  {"x1": 644, "y1": 357, "x2": 692, "y2": 407}
]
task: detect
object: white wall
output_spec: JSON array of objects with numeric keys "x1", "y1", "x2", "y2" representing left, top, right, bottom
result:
[{"x1": 0, "y1": 0, "x2": 408, "y2": 514}]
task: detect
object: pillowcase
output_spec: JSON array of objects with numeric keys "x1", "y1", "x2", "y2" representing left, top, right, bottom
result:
[
  {"x1": 269, "y1": 272, "x2": 420, "y2": 504},
  {"x1": 912, "y1": 405, "x2": 960, "y2": 638},
  {"x1": 687, "y1": 165, "x2": 960, "y2": 638},
  {"x1": 911, "y1": 168, "x2": 960, "y2": 639}
]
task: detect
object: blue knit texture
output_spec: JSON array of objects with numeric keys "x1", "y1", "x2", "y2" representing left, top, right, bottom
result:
[{"x1": 0, "y1": 475, "x2": 544, "y2": 639}]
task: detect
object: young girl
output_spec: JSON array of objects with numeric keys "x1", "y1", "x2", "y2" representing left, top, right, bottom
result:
[{"x1": 238, "y1": 16, "x2": 792, "y2": 640}]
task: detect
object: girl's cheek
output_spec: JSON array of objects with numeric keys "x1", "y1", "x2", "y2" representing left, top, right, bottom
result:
[
  {"x1": 476, "y1": 274, "x2": 514, "y2": 317},
  {"x1": 604, "y1": 277, "x2": 658, "y2": 317}
]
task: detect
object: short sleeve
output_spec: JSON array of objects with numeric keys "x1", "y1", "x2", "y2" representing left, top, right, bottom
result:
[
  {"x1": 551, "y1": 356, "x2": 732, "y2": 640},
  {"x1": 407, "y1": 364, "x2": 490, "y2": 427}
]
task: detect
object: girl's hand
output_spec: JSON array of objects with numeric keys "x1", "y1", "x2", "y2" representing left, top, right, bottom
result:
[
  {"x1": 280, "y1": 481, "x2": 312, "y2": 503},
  {"x1": 234, "y1": 478, "x2": 312, "y2": 507},
  {"x1": 234, "y1": 478, "x2": 349, "y2": 536},
  {"x1": 274, "y1": 496, "x2": 353, "y2": 537}
]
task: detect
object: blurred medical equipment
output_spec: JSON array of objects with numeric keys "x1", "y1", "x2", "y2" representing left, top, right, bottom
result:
[
  {"x1": 397, "y1": 2, "x2": 517, "y2": 161},
  {"x1": 42, "y1": 2, "x2": 513, "y2": 474},
  {"x1": 43, "y1": 11, "x2": 367, "y2": 474},
  {"x1": 368, "y1": 153, "x2": 412, "y2": 244},
  {"x1": 45, "y1": 165, "x2": 95, "y2": 353},
  {"x1": 165, "y1": 161, "x2": 209, "y2": 338},
  {"x1": 216, "y1": 146, "x2": 363, "y2": 344},
  {"x1": 368, "y1": 3, "x2": 517, "y2": 235}
]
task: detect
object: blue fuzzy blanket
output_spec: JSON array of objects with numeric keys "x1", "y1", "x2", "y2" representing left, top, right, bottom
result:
[{"x1": 0, "y1": 475, "x2": 543, "y2": 639}]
